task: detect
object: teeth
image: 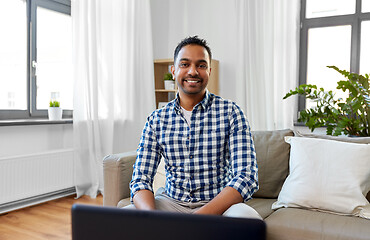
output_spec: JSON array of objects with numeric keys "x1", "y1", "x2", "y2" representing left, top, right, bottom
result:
[{"x1": 187, "y1": 80, "x2": 199, "y2": 83}]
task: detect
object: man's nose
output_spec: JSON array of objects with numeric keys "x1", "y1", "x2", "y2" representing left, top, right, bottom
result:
[{"x1": 188, "y1": 64, "x2": 198, "y2": 76}]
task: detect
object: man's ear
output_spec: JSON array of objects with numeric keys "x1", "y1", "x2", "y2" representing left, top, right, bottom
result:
[{"x1": 170, "y1": 65, "x2": 175, "y2": 79}]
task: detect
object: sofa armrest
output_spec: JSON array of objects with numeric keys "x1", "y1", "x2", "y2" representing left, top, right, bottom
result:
[{"x1": 103, "y1": 151, "x2": 136, "y2": 206}]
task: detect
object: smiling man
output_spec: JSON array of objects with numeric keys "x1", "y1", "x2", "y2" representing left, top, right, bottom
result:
[{"x1": 128, "y1": 36, "x2": 261, "y2": 219}]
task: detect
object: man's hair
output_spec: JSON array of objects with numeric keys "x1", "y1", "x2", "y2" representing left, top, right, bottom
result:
[{"x1": 174, "y1": 36, "x2": 212, "y2": 64}]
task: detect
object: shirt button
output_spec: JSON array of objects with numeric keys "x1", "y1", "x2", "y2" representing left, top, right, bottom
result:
[{"x1": 189, "y1": 155, "x2": 193, "y2": 159}]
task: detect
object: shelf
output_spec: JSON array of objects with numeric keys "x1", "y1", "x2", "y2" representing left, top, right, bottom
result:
[
  {"x1": 154, "y1": 59, "x2": 173, "y2": 64},
  {"x1": 155, "y1": 89, "x2": 177, "y2": 93}
]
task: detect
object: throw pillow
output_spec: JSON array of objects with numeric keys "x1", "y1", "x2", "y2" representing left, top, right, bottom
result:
[
  {"x1": 153, "y1": 157, "x2": 166, "y2": 193},
  {"x1": 251, "y1": 129, "x2": 293, "y2": 198},
  {"x1": 294, "y1": 131, "x2": 370, "y2": 202},
  {"x1": 272, "y1": 137, "x2": 370, "y2": 219}
]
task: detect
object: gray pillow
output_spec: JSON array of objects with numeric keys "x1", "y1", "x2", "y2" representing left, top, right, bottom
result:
[{"x1": 251, "y1": 129, "x2": 293, "y2": 198}]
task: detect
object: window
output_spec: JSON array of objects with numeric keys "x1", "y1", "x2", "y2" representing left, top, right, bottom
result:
[
  {"x1": 0, "y1": 0, "x2": 72, "y2": 120},
  {"x1": 299, "y1": 0, "x2": 370, "y2": 113},
  {"x1": 0, "y1": 0, "x2": 27, "y2": 114}
]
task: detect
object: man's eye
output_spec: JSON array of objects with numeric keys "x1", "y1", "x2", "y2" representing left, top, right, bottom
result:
[
  {"x1": 199, "y1": 64, "x2": 207, "y2": 69},
  {"x1": 179, "y1": 63, "x2": 189, "y2": 67}
]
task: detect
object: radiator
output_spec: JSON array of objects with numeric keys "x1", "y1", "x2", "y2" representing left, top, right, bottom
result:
[{"x1": 0, "y1": 149, "x2": 75, "y2": 205}]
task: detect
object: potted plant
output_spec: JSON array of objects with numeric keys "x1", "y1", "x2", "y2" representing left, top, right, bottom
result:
[
  {"x1": 283, "y1": 66, "x2": 369, "y2": 136},
  {"x1": 163, "y1": 72, "x2": 175, "y2": 90},
  {"x1": 48, "y1": 100, "x2": 62, "y2": 120}
]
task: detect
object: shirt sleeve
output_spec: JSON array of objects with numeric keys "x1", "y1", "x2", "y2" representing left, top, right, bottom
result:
[
  {"x1": 225, "y1": 104, "x2": 259, "y2": 202},
  {"x1": 129, "y1": 115, "x2": 162, "y2": 202}
]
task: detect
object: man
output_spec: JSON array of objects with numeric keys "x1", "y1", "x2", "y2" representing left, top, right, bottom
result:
[{"x1": 129, "y1": 36, "x2": 260, "y2": 219}]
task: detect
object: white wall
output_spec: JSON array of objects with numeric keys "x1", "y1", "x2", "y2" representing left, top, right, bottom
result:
[{"x1": 0, "y1": 124, "x2": 73, "y2": 158}]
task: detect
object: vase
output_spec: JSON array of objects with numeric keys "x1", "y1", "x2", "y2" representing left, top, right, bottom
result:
[
  {"x1": 48, "y1": 107, "x2": 62, "y2": 120},
  {"x1": 164, "y1": 80, "x2": 175, "y2": 90}
]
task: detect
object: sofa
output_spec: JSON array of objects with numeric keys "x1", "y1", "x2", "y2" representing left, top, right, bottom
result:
[{"x1": 103, "y1": 129, "x2": 370, "y2": 240}]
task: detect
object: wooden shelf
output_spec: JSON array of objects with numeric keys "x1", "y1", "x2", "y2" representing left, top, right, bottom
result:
[{"x1": 155, "y1": 89, "x2": 177, "y2": 93}]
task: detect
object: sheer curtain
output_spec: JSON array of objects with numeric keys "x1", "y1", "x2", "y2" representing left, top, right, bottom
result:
[
  {"x1": 235, "y1": 0, "x2": 300, "y2": 130},
  {"x1": 71, "y1": 0, "x2": 155, "y2": 198}
]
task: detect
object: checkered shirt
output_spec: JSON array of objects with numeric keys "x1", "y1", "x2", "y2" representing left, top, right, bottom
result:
[{"x1": 130, "y1": 91, "x2": 258, "y2": 203}]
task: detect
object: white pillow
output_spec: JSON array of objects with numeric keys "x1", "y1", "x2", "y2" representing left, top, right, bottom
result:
[
  {"x1": 153, "y1": 157, "x2": 166, "y2": 193},
  {"x1": 272, "y1": 137, "x2": 370, "y2": 219}
]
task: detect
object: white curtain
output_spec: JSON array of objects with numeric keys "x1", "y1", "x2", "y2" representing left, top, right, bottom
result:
[
  {"x1": 72, "y1": 0, "x2": 155, "y2": 198},
  {"x1": 235, "y1": 0, "x2": 300, "y2": 130}
]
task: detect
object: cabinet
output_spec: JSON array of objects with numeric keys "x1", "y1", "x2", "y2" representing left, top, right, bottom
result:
[{"x1": 154, "y1": 59, "x2": 219, "y2": 108}]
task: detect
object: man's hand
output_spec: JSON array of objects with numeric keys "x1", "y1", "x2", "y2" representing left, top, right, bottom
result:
[
  {"x1": 132, "y1": 189, "x2": 156, "y2": 211},
  {"x1": 193, "y1": 187, "x2": 243, "y2": 215}
]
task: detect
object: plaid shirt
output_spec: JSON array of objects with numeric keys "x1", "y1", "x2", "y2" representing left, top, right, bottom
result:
[{"x1": 130, "y1": 91, "x2": 258, "y2": 203}]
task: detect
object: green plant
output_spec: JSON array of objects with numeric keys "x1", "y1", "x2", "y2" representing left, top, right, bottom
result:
[
  {"x1": 283, "y1": 66, "x2": 370, "y2": 136},
  {"x1": 49, "y1": 100, "x2": 60, "y2": 108},
  {"x1": 163, "y1": 72, "x2": 173, "y2": 81}
]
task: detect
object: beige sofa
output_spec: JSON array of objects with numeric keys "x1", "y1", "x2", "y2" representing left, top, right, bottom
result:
[{"x1": 103, "y1": 129, "x2": 370, "y2": 240}]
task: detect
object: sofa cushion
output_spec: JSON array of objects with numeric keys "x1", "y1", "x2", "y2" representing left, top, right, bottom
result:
[
  {"x1": 251, "y1": 129, "x2": 293, "y2": 198},
  {"x1": 245, "y1": 198, "x2": 277, "y2": 219},
  {"x1": 265, "y1": 208, "x2": 370, "y2": 240},
  {"x1": 117, "y1": 197, "x2": 131, "y2": 208},
  {"x1": 272, "y1": 137, "x2": 370, "y2": 219}
]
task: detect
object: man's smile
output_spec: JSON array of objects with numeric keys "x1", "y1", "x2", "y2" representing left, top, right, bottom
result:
[{"x1": 184, "y1": 78, "x2": 201, "y2": 83}]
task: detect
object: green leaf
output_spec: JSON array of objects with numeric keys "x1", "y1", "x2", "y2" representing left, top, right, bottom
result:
[
  {"x1": 283, "y1": 66, "x2": 369, "y2": 136},
  {"x1": 49, "y1": 100, "x2": 60, "y2": 107}
]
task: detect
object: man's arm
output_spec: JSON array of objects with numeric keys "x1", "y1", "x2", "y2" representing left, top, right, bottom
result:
[
  {"x1": 195, "y1": 104, "x2": 258, "y2": 215},
  {"x1": 193, "y1": 187, "x2": 242, "y2": 215},
  {"x1": 130, "y1": 115, "x2": 162, "y2": 208},
  {"x1": 132, "y1": 189, "x2": 156, "y2": 211}
]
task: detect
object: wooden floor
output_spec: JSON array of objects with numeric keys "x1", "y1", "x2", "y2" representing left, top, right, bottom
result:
[{"x1": 0, "y1": 194, "x2": 103, "y2": 240}]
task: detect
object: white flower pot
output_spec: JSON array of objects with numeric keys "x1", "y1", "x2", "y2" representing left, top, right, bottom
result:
[
  {"x1": 164, "y1": 80, "x2": 175, "y2": 90},
  {"x1": 48, "y1": 107, "x2": 62, "y2": 120}
]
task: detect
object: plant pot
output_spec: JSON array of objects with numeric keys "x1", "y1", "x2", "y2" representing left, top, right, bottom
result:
[
  {"x1": 48, "y1": 107, "x2": 62, "y2": 120},
  {"x1": 164, "y1": 80, "x2": 175, "y2": 90}
]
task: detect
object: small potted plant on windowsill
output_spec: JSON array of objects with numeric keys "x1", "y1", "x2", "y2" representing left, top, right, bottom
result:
[
  {"x1": 48, "y1": 100, "x2": 62, "y2": 120},
  {"x1": 283, "y1": 66, "x2": 369, "y2": 137},
  {"x1": 163, "y1": 72, "x2": 175, "y2": 90}
]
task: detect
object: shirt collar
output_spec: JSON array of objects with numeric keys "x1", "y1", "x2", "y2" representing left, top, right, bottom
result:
[{"x1": 173, "y1": 89, "x2": 212, "y2": 113}]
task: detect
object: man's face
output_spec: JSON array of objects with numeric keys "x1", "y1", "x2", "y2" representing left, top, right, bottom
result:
[{"x1": 171, "y1": 44, "x2": 211, "y2": 98}]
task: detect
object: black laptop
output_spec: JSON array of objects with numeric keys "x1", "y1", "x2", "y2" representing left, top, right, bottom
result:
[{"x1": 72, "y1": 204, "x2": 266, "y2": 240}]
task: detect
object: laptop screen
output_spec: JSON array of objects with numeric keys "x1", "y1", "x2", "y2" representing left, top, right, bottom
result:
[{"x1": 72, "y1": 204, "x2": 266, "y2": 240}]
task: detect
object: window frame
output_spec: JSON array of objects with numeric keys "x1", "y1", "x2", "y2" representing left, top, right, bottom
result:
[
  {"x1": 298, "y1": 0, "x2": 370, "y2": 114},
  {"x1": 0, "y1": 0, "x2": 71, "y2": 120}
]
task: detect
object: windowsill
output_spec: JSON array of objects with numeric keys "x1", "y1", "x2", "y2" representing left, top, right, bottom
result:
[
  {"x1": 0, "y1": 118, "x2": 73, "y2": 127},
  {"x1": 293, "y1": 122, "x2": 306, "y2": 127}
]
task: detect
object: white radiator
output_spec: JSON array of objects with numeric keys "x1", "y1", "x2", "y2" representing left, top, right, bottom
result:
[{"x1": 0, "y1": 149, "x2": 75, "y2": 205}]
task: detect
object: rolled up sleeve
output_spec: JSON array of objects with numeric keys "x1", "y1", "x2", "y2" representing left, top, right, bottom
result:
[
  {"x1": 130, "y1": 116, "x2": 162, "y2": 202},
  {"x1": 225, "y1": 105, "x2": 258, "y2": 201}
]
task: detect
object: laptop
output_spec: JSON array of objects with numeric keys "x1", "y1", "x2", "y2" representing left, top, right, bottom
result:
[{"x1": 72, "y1": 204, "x2": 266, "y2": 240}]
